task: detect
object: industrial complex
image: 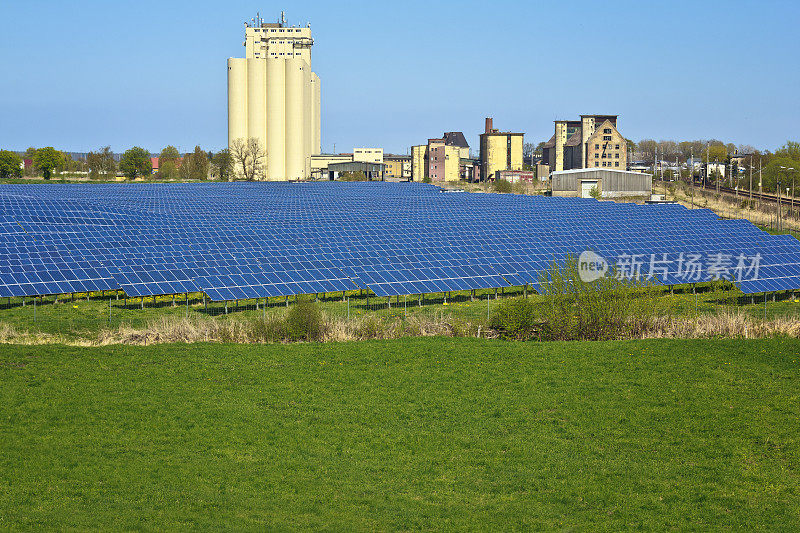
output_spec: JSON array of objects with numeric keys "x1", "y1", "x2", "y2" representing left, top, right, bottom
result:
[{"x1": 224, "y1": 12, "x2": 656, "y2": 201}]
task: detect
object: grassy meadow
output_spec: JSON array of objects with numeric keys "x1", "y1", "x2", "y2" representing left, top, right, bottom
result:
[{"x1": 1, "y1": 338, "x2": 798, "y2": 530}]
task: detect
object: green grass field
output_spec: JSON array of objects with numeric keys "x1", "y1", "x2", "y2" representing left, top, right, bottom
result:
[{"x1": 1, "y1": 338, "x2": 798, "y2": 530}]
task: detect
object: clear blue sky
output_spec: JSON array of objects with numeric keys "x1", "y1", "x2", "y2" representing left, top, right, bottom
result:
[{"x1": 1, "y1": 0, "x2": 797, "y2": 154}]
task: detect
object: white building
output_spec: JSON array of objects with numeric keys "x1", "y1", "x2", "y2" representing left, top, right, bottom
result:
[{"x1": 227, "y1": 12, "x2": 321, "y2": 180}]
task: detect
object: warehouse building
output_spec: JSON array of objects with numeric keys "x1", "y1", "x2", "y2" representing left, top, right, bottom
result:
[
  {"x1": 550, "y1": 168, "x2": 651, "y2": 198},
  {"x1": 479, "y1": 117, "x2": 524, "y2": 181},
  {"x1": 227, "y1": 12, "x2": 321, "y2": 180}
]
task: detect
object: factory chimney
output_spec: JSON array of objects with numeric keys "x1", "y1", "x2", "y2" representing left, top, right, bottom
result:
[{"x1": 485, "y1": 117, "x2": 493, "y2": 133}]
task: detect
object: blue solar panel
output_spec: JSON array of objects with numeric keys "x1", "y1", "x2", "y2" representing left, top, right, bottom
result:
[{"x1": 1, "y1": 181, "x2": 799, "y2": 300}]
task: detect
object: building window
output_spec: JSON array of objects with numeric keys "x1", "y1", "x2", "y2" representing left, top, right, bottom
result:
[
  {"x1": 615, "y1": 162, "x2": 619, "y2": 167},
  {"x1": 604, "y1": 128, "x2": 612, "y2": 134},
  {"x1": 595, "y1": 162, "x2": 599, "y2": 167},
  {"x1": 615, "y1": 144, "x2": 619, "y2": 150},
  {"x1": 603, "y1": 135, "x2": 612, "y2": 141},
  {"x1": 595, "y1": 144, "x2": 599, "y2": 149},
  {"x1": 615, "y1": 153, "x2": 619, "y2": 158}
]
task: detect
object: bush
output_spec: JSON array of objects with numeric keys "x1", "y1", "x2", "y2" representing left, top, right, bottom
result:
[
  {"x1": 489, "y1": 298, "x2": 540, "y2": 340},
  {"x1": 286, "y1": 300, "x2": 324, "y2": 341},
  {"x1": 536, "y1": 255, "x2": 658, "y2": 341},
  {"x1": 339, "y1": 171, "x2": 367, "y2": 182},
  {"x1": 493, "y1": 179, "x2": 512, "y2": 193},
  {"x1": 422, "y1": 176, "x2": 432, "y2": 184}
]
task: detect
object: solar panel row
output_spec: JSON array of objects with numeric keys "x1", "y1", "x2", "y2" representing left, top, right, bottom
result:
[{"x1": 1, "y1": 181, "x2": 799, "y2": 299}]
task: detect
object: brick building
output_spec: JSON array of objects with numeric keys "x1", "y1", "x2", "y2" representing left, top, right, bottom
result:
[{"x1": 541, "y1": 115, "x2": 627, "y2": 174}]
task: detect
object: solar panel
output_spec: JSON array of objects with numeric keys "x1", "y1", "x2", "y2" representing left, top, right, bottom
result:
[{"x1": 0, "y1": 181, "x2": 798, "y2": 300}]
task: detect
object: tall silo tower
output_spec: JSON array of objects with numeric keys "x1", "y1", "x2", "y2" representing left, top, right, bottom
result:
[{"x1": 227, "y1": 12, "x2": 321, "y2": 180}]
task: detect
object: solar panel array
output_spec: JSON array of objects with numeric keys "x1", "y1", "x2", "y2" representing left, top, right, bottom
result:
[{"x1": 1, "y1": 181, "x2": 799, "y2": 300}]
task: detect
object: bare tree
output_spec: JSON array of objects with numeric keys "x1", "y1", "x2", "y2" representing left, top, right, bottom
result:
[
  {"x1": 230, "y1": 137, "x2": 266, "y2": 181},
  {"x1": 523, "y1": 142, "x2": 534, "y2": 160}
]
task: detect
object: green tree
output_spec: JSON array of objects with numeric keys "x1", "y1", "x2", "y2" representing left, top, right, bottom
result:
[
  {"x1": 762, "y1": 156, "x2": 800, "y2": 194},
  {"x1": 179, "y1": 146, "x2": 209, "y2": 180},
  {"x1": 0, "y1": 150, "x2": 22, "y2": 178},
  {"x1": 33, "y1": 147, "x2": 64, "y2": 180},
  {"x1": 702, "y1": 144, "x2": 728, "y2": 164},
  {"x1": 87, "y1": 146, "x2": 116, "y2": 180},
  {"x1": 775, "y1": 141, "x2": 800, "y2": 160},
  {"x1": 158, "y1": 145, "x2": 181, "y2": 179},
  {"x1": 210, "y1": 149, "x2": 232, "y2": 181},
  {"x1": 119, "y1": 147, "x2": 152, "y2": 179}
]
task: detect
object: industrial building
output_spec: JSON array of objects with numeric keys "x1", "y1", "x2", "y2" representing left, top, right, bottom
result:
[
  {"x1": 479, "y1": 118, "x2": 524, "y2": 181},
  {"x1": 550, "y1": 168, "x2": 651, "y2": 198},
  {"x1": 384, "y1": 154, "x2": 411, "y2": 179},
  {"x1": 353, "y1": 148, "x2": 383, "y2": 164},
  {"x1": 227, "y1": 12, "x2": 321, "y2": 180},
  {"x1": 541, "y1": 115, "x2": 627, "y2": 175},
  {"x1": 411, "y1": 132, "x2": 471, "y2": 182}
]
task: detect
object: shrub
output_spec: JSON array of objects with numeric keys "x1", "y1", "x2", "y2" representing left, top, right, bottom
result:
[
  {"x1": 589, "y1": 186, "x2": 601, "y2": 199},
  {"x1": 489, "y1": 298, "x2": 539, "y2": 340},
  {"x1": 422, "y1": 176, "x2": 432, "y2": 184},
  {"x1": 339, "y1": 170, "x2": 367, "y2": 181},
  {"x1": 536, "y1": 255, "x2": 658, "y2": 341},
  {"x1": 493, "y1": 179, "x2": 512, "y2": 193},
  {"x1": 286, "y1": 300, "x2": 324, "y2": 341}
]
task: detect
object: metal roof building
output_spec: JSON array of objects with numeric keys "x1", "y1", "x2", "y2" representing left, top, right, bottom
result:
[{"x1": 550, "y1": 168, "x2": 652, "y2": 198}]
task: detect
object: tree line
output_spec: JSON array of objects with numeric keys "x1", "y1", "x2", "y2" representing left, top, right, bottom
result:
[
  {"x1": 0, "y1": 145, "x2": 236, "y2": 181},
  {"x1": 633, "y1": 139, "x2": 800, "y2": 195}
]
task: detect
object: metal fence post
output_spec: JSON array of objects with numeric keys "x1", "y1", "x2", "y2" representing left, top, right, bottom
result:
[{"x1": 33, "y1": 296, "x2": 36, "y2": 323}]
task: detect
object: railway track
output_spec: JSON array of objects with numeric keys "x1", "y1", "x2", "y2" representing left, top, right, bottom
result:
[{"x1": 678, "y1": 180, "x2": 792, "y2": 205}]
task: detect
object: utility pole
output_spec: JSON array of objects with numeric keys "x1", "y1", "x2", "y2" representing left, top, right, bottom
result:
[
  {"x1": 777, "y1": 176, "x2": 782, "y2": 231},
  {"x1": 690, "y1": 148, "x2": 694, "y2": 209},
  {"x1": 654, "y1": 145, "x2": 658, "y2": 185},
  {"x1": 759, "y1": 156, "x2": 763, "y2": 208},
  {"x1": 749, "y1": 154, "x2": 753, "y2": 206}
]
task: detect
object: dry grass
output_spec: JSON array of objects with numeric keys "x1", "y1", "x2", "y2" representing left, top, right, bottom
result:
[
  {"x1": 2, "y1": 308, "x2": 798, "y2": 346},
  {"x1": 672, "y1": 186, "x2": 800, "y2": 231},
  {"x1": 0, "y1": 322, "x2": 84, "y2": 346},
  {"x1": 644, "y1": 310, "x2": 800, "y2": 339}
]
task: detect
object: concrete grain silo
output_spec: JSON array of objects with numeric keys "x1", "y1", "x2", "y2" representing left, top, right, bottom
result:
[{"x1": 227, "y1": 12, "x2": 321, "y2": 180}]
